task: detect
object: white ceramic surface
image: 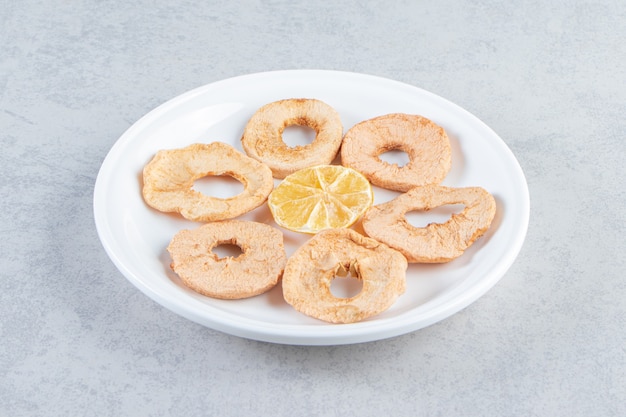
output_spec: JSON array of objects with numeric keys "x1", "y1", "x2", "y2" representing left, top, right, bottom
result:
[{"x1": 93, "y1": 70, "x2": 529, "y2": 345}]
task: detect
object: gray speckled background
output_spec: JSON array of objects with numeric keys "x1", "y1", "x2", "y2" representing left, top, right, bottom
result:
[{"x1": 1, "y1": 1, "x2": 625, "y2": 416}]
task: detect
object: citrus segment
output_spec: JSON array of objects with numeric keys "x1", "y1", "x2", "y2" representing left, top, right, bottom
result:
[{"x1": 268, "y1": 165, "x2": 373, "y2": 234}]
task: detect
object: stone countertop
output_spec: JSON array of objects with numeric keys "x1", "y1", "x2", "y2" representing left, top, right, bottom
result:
[{"x1": 1, "y1": 1, "x2": 624, "y2": 416}]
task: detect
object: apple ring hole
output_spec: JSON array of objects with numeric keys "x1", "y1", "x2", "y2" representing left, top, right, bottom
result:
[
  {"x1": 281, "y1": 124, "x2": 317, "y2": 148},
  {"x1": 379, "y1": 148, "x2": 410, "y2": 167},
  {"x1": 193, "y1": 174, "x2": 244, "y2": 199},
  {"x1": 405, "y1": 204, "x2": 466, "y2": 228},
  {"x1": 330, "y1": 269, "x2": 363, "y2": 299},
  {"x1": 212, "y1": 241, "x2": 244, "y2": 259}
]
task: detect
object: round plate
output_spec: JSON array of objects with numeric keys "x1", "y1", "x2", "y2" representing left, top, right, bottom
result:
[{"x1": 93, "y1": 70, "x2": 529, "y2": 345}]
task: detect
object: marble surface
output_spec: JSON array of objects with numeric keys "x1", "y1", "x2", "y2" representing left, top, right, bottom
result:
[{"x1": 1, "y1": 1, "x2": 624, "y2": 416}]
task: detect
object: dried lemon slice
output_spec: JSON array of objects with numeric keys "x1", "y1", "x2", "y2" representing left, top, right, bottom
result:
[{"x1": 268, "y1": 165, "x2": 373, "y2": 234}]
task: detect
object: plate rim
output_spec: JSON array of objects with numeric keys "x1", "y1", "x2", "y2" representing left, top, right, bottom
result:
[{"x1": 93, "y1": 69, "x2": 530, "y2": 345}]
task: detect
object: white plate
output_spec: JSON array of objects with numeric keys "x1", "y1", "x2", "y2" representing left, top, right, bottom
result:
[{"x1": 94, "y1": 70, "x2": 529, "y2": 345}]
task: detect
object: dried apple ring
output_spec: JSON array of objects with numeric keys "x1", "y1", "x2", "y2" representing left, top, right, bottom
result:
[
  {"x1": 167, "y1": 220, "x2": 287, "y2": 299},
  {"x1": 241, "y1": 98, "x2": 343, "y2": 178},
  {"x1": 341, "y1": 113, "x2": 451, "y2": 192},
  {"x1": 142, "y1": 142, "x2": 273, "y2": 222},
  {"x1": 362, "y1": 185, "x2": 496, "y2": 263},
  {"x1": 282, "y1": 228, "x2": 407, "y2": 324}
]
